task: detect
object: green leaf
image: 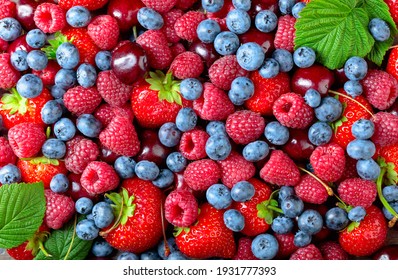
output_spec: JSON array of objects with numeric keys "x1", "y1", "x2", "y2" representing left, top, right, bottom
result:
[
  {"x1": 295, "y1": 0, "x2": 375, "y2": 70},
  {"x1": 347, "y1": 221, "x2": 360, "y2": 232},
  {"x1": 0, "y1": 183, "x2": 46, "y2": 249},
  {"x1": 378, "y1": 157, "x2": 398, "y2": 185},
  {"x1": 35, "y1": 216, "x2": 92, "y2": 260}
]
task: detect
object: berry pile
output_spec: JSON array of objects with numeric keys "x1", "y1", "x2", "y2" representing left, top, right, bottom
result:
[{"x1": 1, "y1": 0, "x2": 398, "y2": 260}]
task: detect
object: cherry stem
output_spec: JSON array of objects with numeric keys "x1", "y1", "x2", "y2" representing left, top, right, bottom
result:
[
  {"x1": 160, "y1": 201, "x2": 170, "y2": 258},
  {"x1": 298, "y1": 167, "x2": 334, "y2": 196},
  {"x1": 376, "y1": 168, "x2": 398, "y2": 228},
  {"x1": 389, "y1": 45, "x2": 398, "y2": 50},
  {"x1": 328, "y1": 90, "x2": 374, "y2": 117}
]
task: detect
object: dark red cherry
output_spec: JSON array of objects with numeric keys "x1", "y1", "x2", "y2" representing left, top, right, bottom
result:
[
  {"x1": 98, "y1": 145, "x2": 119, "y2": 165},
  {"x1": 249, "y1": 0, "x2": 279, "y2": 18},
  {"x1": 291, "y1": 64, "x2": 335, "y2": 96},
  {"x1": 282, "y1": 129, "x2": 315, "y2": 162},
  {"x1": 107, "y1": 0, "x2": 144, "y2": 33},
  {"x1": 239, "y1": 28, "x2": 275, "y2": 55},
  {"x1": 135, "y1": 129, "x2": 172, "y2": 166},
  {"x1": 206, "y1": 0, "x2": 234, "y2": 20},
  {"x1": 333, "y1": 67, "x2": 349, "y2": 88},
  {"x1": 66, "y1": 173, "x2": 97, "y2": 202},
  {"x1": 389, "y1": 102, "x2": 398, "y2": 116},
  {"x1": 12, "y1": 0, "x2": 38, "y2": 31},
  {"x1": 7, "y1": 34, "x2": 34, "y2": 55},
  {"x1": 111, "y1": 40, "x2": 148, "y2": 85},
  {"x1": 189, "y1": 41, "x2": 220, "y2": 69},
  {"x1": 32, "y1": 60, "x2": 60, "y2": 86},
  {"x1": 373, "y1": 245, "x2": 398, "y2": 260}
]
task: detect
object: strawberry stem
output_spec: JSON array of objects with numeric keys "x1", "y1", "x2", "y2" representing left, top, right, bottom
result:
[
  {"x1": 329, "y1": 90, "x2": 374, "y2": 117},
  {"x1": 298, "y1": 167, "x2": 334, "y2": 195},
  {"x1": 376, "y1": 168, "x2": 398, "y2": 227}
]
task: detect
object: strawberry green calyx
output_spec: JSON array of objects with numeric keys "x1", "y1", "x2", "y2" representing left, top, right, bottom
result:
[
  {"x1": 334, "y1": 196, "x2": 360, "y2": 232},
  {"x1": 378, "y1": 157, "x2": 398, "y2": 186},
  {"x1": 21, "y1": 157, "x2": 60, "y2": 166},
  {"x1": 0, "y1": 88, "x2": 28, "y2": 115},
  {"x1": 42, "y1": 32, "x2": 73, "y2": 60},
  {"x1": 146, "y1": 70, "x2": 182, "y2": 105},
  {"x1": 173, "y1": 226, "x2": 190, "y2": 237},
  {"x1": 26, "y1": 229, "x2": 51, "y2": 257},
  {"x1": 376, "y1": 166, "x2": 398, "y2": 227},
  {"x1": 257, "y1": 190, "x2": 283, "y2": 225}
]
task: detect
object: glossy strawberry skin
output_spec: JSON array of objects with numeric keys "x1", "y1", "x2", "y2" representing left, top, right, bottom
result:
[
  {"x1": 62, "y1": 27, "x2": 100, "y2": 65},
  {"x1": 6, "y1": 241, "x2": 34, "y2": 260}
]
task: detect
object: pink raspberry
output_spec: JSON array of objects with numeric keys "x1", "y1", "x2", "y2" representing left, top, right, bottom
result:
[
  {"x1": 0, "y1": 136, "x2": 16, "y2": 167},
  {"x1": 310, "y1": 143, "x2": 346, "y2": 183},
  {"x1": 87, "y1": 15, "x2": 120, "y2": 50},
  {"x1": 169, "y1": 51, "x2": 204, "y2": 79},
  {"x1": 174, "y1": 10, "x2": 206, "y2": 42},
  {"x1": 290, "y1": 244, "x2": 323, "y2": 260},
  {"x1": 164, "y1": 189, "x2": 198, "y2": 227},
  {"x1": 8, "y1": 123, "x2": 46, "y2": 158},
  {"x1": 275, "y1": 233, "x2": 298, "y2": 259},
  {"x1": 337, "y1": 178, "x2": 377, "y2": 208},
  {"x1": 274, "y1": 15, "x2": 296, "y2": 52},
  {"x1": 294, "y1": 174, "x2": 329, "y2": 204},
  {"x1": 209, "y1": 55, "x2": 249, "y2": 90},
  {"x1": 319, "y1": 241, "x2": 349, "y2": 260},
  {"x1": 161, "y1": 8, "x2": 183, "y2": 43},
  {"x1": 65, "y1": 136, "x2": 100, "y2": 174},
  {"x1": 178, "y1": 129, "x2": 209, "y2": 160},
  {"x1": 33, "y1": 3, "x2": 66, "y2": 33},
  {"x1": 233, "y1": 237, "x2": 258, "y2": 260},
  {"x1": 183, "y1": 159, "x2": 221, "y2": 191},
  {"x1": 217, "y1": 151, "x2": 256, "y2": 188},
  {"x1": 0, "y1": 53, "x2": 20, "y2": 89},
  {"x1": 44, "y1": 189, "x2": 75, "y2": 230},
  {"x1": 80, "y1": 161, "x2": 120, "y2": 195},
  {"x1": 226, "y1": 110, "x2": 265, "y2": 144}
]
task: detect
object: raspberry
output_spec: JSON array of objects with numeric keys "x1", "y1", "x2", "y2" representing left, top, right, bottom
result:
[
  {"x1": 33, "y1": 3, "x2": 66, "y2": 33},
  {"x1": 233, "y1": 237, "x2": 258, "y2": 260},
  {"x1": 294, "y1": 174, "x2": 329, "y2": 204},
  {"x1": 310, "y1": 143, "x2": 346, "y2": 182},
  {"x1": 226, "y1": 110, "x2": 265, "y2": 144},
  {"x1": 65, "y1": 136, "x2": 100, "y2": 174},
  {"x1": 337, "y1": 178, "x2": 377, "y2": 208},
  {"x1": 174, "y1": 11, "x2": 206, "y2": 42},
  {"x1": 0, "y1": 136, "x2": 16, "y2": 167},
  {"x1": 183, "y1": 159, "x2": 221, "y2": 191},
  {"x1": 164, "y1": 189, "x2": 198, "y2": 227},
  {"x1": 97, "y1": 70, "x2": 133, "y2": 107},
  {"x1": 161, "y1": 8, "x2": 184, "y2": 43},
  {"x1": 0, "y1": 0, "x2": 16, "y2": 20},
  {"x1": 80, "y1": 161, "x2": 120, "y2": 195},
  {"x1": 209, "y1": 55, "x2": 249, "y2": 90},
  {"x1": 170, "y1": 43, "x2": 186, "y2": 58},
  {"x1": 272, "y1": 92, "x2": 314, "y2": 129},
  {"x1": 337, "y1": 156, "x2": 359, "y2": 183},
  {"x1": 63, "y1": 86, "x2": 102, "y2": 116},
  {"x1": 178, "y1": 129, "x2": 209, "y2": 160},
  {"x1": 0, "y1": 53, "x2": 20, "y2": 89},
  {"x1": 8, "y1": 123, "x2": 46, "y2": 158},
  {"x1": 290, "y1": 244, "x2": 323, "y2": 260},
  {"x1": 94, "y1": 103, "x2": 134, "y2": 127},
  {"x1": 87, "y1": 15, "x2": 119, "y2": 50},
  {"x1": 274, "y1": 15, "x2": 296, "y2": 52},
  {"x1": 260, "y1": 150, "x2": 301, "y2": 187},
  {"x1": 169, "y1": 51, "x2": 204, "y2": 79},
  {"x1": 371, "y1": 112, "x2": 398, "y2": 147},
  {"x1": 141, "y1": 0, "x2": 178, "y2": 13},
  {"x1": 217, "y1": 151, "x2": 256, "y2": 188},
  {"x1": 319, "y1": 241, "x2": 349, "y2": 260},
  {"x1": 44, "y1": 189, "x2": 75, "y2": 230},
  {"x1": 275, "y1": 233, "x2": 298, "y2": 259}
]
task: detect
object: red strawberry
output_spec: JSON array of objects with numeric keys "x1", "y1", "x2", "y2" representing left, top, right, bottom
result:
[
  {"x1": 225, "y1": 110, "x2": 265, "y2": 145},
  {"x1": 208, "y1": 55, "x2": 249, "y2": 90},
  {"x1": 33, "y1": 3, "x2": 66, "y2": 33},
  {"x1": 217, "y1": 151, "x2": 256, "y2": 188},
  {"x1": 99, "y1": 112, "x2": 140, "y2": 157},
  {"x1": 169, "y1": 51, "x2": 204, "y2": 79},
  {"x1": 58, "y1": 0, "x2": 109, "y2": 10},
  {"x1": 0, "y1": 0, "x2": 16, "y2": 20},
  {"x1": 80, "y1": 161, "x2": 120, "y2": 195},
  {"x1": 275, "y1": 233, "x2": 298, "y2": 259},
  {"x1": 161, "y1": 8, "x2": 184, "y2": 43},
  {"x1": 231, "y1": 178, "x2": 272, "y2": 236},
  {"x1": 260, "y1": 150, "x2": 301, "y2": 186},
  {"x1": 319, "y1": 241, "x2": 349, "y2": 260},
  {"x1": 17, "y1": 157, "x2": 68, "y2": 189},
  {"x1": 174, "y1": 10, "x2": 206, "y2": 42},
  {"x1": 8, "y1": 122, "x2": 46, "y2": 158},
  {"x1": 96, "y1": 70, "x2": 133, "y2": 107},
  {"x1": 0, "y1": 136, "x2": 16, "y2": 167},
  {"x1": 274, "y1": 15, "x2": 296, "y2": 52},
  {"x1": 44, "y1": 189, "x2": 75, "y2": 230},
  {"x1": 63, "y1": 86, "x2": 102, "y2": 116},
  {"x1": 385, "y1": 0, "x2": 398, "y2": 26},
  {"x1": 310, "y1": 143, "x2": 346, "y2": 182},
  {"x1": 64, "y1": 136, "x2": 100, "y2": 174},
  {"x1": 87, "y1": 15, "x2": 119, "y2": 50},
  {"x1": 294, "y1": 174, "x2": 329, "y2": 204},
  {"x1": 175, "y1": 203, "x2": 236, "y2": 259},
  {"x1": 289, "y1": 244, "x2": 323, "y2": 260},
  {"x1": 141, "y1": 0, "x2": 177, "y2": 13},
  {"x1": 339, "y1": 205, "x2": 388, "y2": 257},
  {"x1": 244, "y1": 71, "x2": 291, "y2": 116},
  {"x1": 183, "y1": 159, "x2": 221, "y2": 191},
  {"x1": 371, "y1": 112, "x2": 398, "y2": 147},
  {"x1": 387, "y1": 47, "x2": 398, "y2": 81},
  {"x1": 178, "y1": 128, "x2": 209, "y2": 160},
  {"x1": 233, "y1": 237, "x2": 258, "y2": 260},
  {"x1": 7, "y1": 241, "x2": 35, "y2": 260},
  {"x1": 0, "y1": 53, "x2": 20, "y2": 90},
  {"x1": 104, "y1": 178, "x2": 166, "y2": 254},
  {"x1": 32, "y1": 60, "x2": 61, "y2": 87},
  {"x1": 337, "y1": 178, "x2": 377, "y2": 208},
  {"x1": 164, "y1": 189, "x2": 198, "y2": 227}
]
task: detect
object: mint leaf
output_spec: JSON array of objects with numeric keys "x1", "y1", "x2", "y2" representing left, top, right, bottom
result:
[
  {"x1": 0, "y1": 183, "x2": 46, "y2": 249},
  {"x1": 295, "y1": 0, "x2": 375, "y2": 70},
  {"x1": 35, "y1": 216, "x2": 92, "y2": 260}
]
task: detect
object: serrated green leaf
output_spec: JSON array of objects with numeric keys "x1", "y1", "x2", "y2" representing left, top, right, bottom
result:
[{"x1": 0, "y1": 183, "x2": 46, "y2": 249}]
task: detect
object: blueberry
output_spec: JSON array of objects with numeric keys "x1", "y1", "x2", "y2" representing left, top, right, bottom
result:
[
  {"x1": 223, "y1": 209, "x2": 245, "y2": 232},
  {"x1": 95, "y1": 51, "x2": 112, "y2": 71},
  {"x1": 314, "y1": 96, "x2": 343, "y2": 122},
  {"x1": 344, "y1": 56, "x2": 368, "y2": 81},
  {"x1": 137, "y1": 7, "x2": 164, "y2": 30},
  {"x1": 324, "y1": 207, "x2": 349, "y2": 231},
  {"x1": 41, "y1": 100, "x2": 63, "y2": 124},
  {"x1": 347, "y1": 139, "x2": 376, "y2": 160},
  {"x1": 344, "y1": 80, "x2": 363, "y2": 98},
  {"x1": 297, "y1": 209, "x2": 323, "y2": 235},
  {"x1": 281, "y1": 195, "x2": 304, "y2": 218},
  {"x1": 54, "y1": 69, "x2": 77, "y2": 89},
  {"x1": 214, "y1": 31, "x2": 240, "y2": 55},
  {"x1": 304, "y1": 89, "x2": 321, "y2": 108},
  {"x1": 56, "y1": 42, "x2": 80, "y2": 70},
  {"x1": 278, "y1": 186, "x2": 295, "y2": 203},
  {"x1": 92, "y1": 202, "x2": 115, "y2": 229},
  {"x1": 168, "y1": 252, "x2": 189, "y2": 260},
  {"x1": 77, "y1": 63, "x2": 97, "y2": 88},
  {"x1": 176, "y1": 108, "x2": 197, "y2": 132},
  {"x1": 236, "y1": 42, "x2": 265, "y2": 71},
  {"x1": 271, "y1": 216, "x2": 294, "y2": 234},
  {"x1": 76, "y1": 219, "x2": 99, "y2": 240},
  {"x1": 50, "y1": 173, "x2": 69, "y2": 193},
  {"x1": 26, "y1": 29, "x2": 46, "y2": 48},
  {"x1": 179, "y1": 78, "x2": 203, "y2": 100},
  {"x1": 356, "y1": 159, "x2": 381, "y2": 181},
  {"x1": 118, "y1": 252, "x2": 140, "y2": 260},
  {"x1": 42, "y1": 138, "x2": 66, "y2": 159},
  {"x1": 166, "y1": 152, "x2": 187, "y2": 173},
  {"x1": 66, "y1": 6, "x2": 91, "y2": 28},
  {"x1": 10, "y1": 50, "x2": 28, "y2": 71},
  {"x1": 232, "y1": 0, "x2": 251, "y2": 11},
  {"x1": 140, "y1": 250, "x2": 161, "y2": 260},
  {"x1": 255, "y1": 10, "x2": 278, "y2": 33},
  {"x1": 228, "y1": 76, "x2": 255, "y2": 105},
  {"x1": 114, "y1": 156, "x2": 136, "y2": 179},
  {"x1": 0, "y1": 164, "x2": 21, "y2": 185},
  {"x1": 206, "y1": 121, "x2": 227, "y2": 137},
  {"x1": 264, "y1": 121, "x2": 290, "y2": 145},
  {"x1": 76, "y1": 114, "x2": 102, "y2": 138},
  {"x1": 135, "y1": 160, "x2": 160, "y2": 181},
  {"x1": 202, "y1": 0, "x2": 225, "y2": 13},
  {"x1": 308, "y1": 121, "x2": 333, "y2": 146},
  {"x1": 351, "y1": 119, "x2": 374, "y2": 140},
  {"x1": 231, "y1": 181, "x2": 255, "y2": 202},
  {"x1": 369, "y1": 18, "x2": 391, "y2": 42},
  {"x1": 293, "y1": 47, "x2": 316, "y2": 68},
  {"x1": 0, "y1": 17, "x2": 22, "y2": 41},
  {"x1": 242, "y1": 140, "x2": 269, "y2": 162},
  {"x1": 75, "y1": 197, "x2": 94, "y2": 215},
  {"x1": 272, "y1": 49, "x2": 293, "y2": 72},
  {"x1": 54, "y1": 118, "x2": 76, "y2": 141},
  {"x1": 158, "y1": 237, "x2": 179, "y2": 259},
  {"x1": 205, "y1": 134, "x2": 232, "y2": 160},
  {"x1": 348, "y1": 206, "x2": 366, "y2": 222},
  {"x1": 152, "y1": 169, "x2": 174, "y2": 189},
  {"x1": 26, "y1": 50, "x2": 48, "y2": 71},
  {"x1": 279, "y1": 0, "x2": 296, "y2": 15},
  {"x1": 382, "y1": 202, "x2": 398, "y2": 220},
  {"x1": 91, "y1": 238, "x2": 113, "y2": 257},
  {"x1": 382, "y1": 185, "x2": 398, "y2": 203},
  {"x1": 197, "y1": 19, "x2": 221, "y2": 43},
  {"x1": 292, "y1": 2, "x2": 306, "y2": 18},
  {"x1": 158, "y1": 122, "x2": 181, "y2": 147},
  {"x1": 251, "y1": 233, "x2": 279, "y2": 260},
  {"x1": 51, "y1": 85, "x2": 66, "y2": 99},
  {"x1": 206, "y1": 184, "x2": 232, "y2": 209},
  {"x1": 294, "y1": 230, "x2": 312, "y2": 247},
  {"x1": 16, "y1": 74, "x2": 43, "y2": 98},
  {"x1": 259, "y1": 58, "x2": 280, "y2": 79}
]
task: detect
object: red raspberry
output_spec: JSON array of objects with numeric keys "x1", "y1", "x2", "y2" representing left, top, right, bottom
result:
[
  {"x1": 63, "y1": 86, "x2": 102, "y2": 116},
  {"x1": 226, "y1": 110, "x2": 265, "y2": 145},
  {"x1": 274, "y1": 15, "x2": 296, "y2": 52},
  {"x1": 0, "y1": 0, "x2": 16, "y2": 20},
  {"x1": 94, "y1": 103, "x2": 134, "y2": 127},
  {"x1": 44, "y1": 189, "x2": 75, "y2": 230},
  {"x1": 193, "y1": 82, "x2": 235, "y2": 121},
  {"x1": 87, "y1": 15, "x2": 120, "y2": 50},
  {"x1": 0, "y1": 38, "x2": 7, "y2": 52},
  {"x1": 169, "y1": 51, "x2": 204, "y2": 79},
  {"x1": 260, "y1": 150, "x2": 301, "y2": 187},
  {"x1": 310, "y1": 143, "x2": 346, "y2": 182},
  {"x1": 174, "y1": 11, "x2": 206, "y2": 41},
  {"x1": 319, "y1": 241, "x2": 349, "y2": 260},
  {"x1": 97, "y1": 70, "x2": 133, "y2": 107},
  {"x1": 0, "y1": 53, "x2": 20, "y2": 89},
  {"x1": 183, "y1": 159, "x2": 221, "y2": 191},
  {"x1": 371, "y1": 112, "x2": 398, "y2": 147},
  {"x1": 233, "y1": 237, "x2": 258, "y2": 260},
  {"x1": 273, "y1": 92, "x2": 314, "y2": 129},
  {"x1": 8, "y1": 123, "x2": 46, "y2": 158},
  {"x1": 141, "y1": 0, "x2": 178, "y2": 13},
  {"x1": 337, "y1": 156, "x2": 359, "y2": 183},
  {"x1": 337, "y1": 178, "x2": 377, "y2": 208},
  {"x1": 290, "y1": 244, "x2": 323, "y2": 260},
  {"x1": 0, "y1": 136, "x2": 16, "y2": 167},
  {"x1": 33, "y1": 3, "x2": 66, "y2": 33},
  {"x1": 275, "y1": 233, "x2": 298, "y2": 259},
  {"x1": 217, "y1": 151, "x2": 256, "y2": 188},
  {"x1": 161, "y1": 8, "x2": 184, "y2": 43},
  {"x1": 178, "y1": 129, "x2": 209, "y2": 160},
  {"x1": 170, "y1": 43, "x2": 186, "y2": 58},
  {"x1": 164, "y1": 189, "x2": 198, "y2": 227},
  {"x1": 209, "y1": 55, "x2": 249, "y2": 90},
  {"x1": 65, "y1": 136, "x2": 100, "y2": 174},
  {"x1": 81, "y1": 161, "x2": 120, "y2": 195},
  {"x1": 294, "y1": 174, "x2": 329, "y2": 204}
]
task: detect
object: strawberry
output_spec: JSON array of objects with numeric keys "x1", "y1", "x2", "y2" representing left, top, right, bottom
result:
[
  {"x1": 233, "y1": 237, "x2": 258, "y2": 260},
  {"x1": 32, "y1": 60, "x2": 61, "y2": 87},
  {"x1": 385, "y1": 0, "x2": 398, "y2": 26},
  {"x1": 208, "y1": 55, "x2": 249, "y2": 90},
  {"x1": 225, "y1": 110, "x2": 265, "y2": 145},
  {"x1": 169, "y1": 51, "x2": 204, "y2": 79},
  {"x1": 0, "y1": 88, "x2": 52, "y2": 130},
  {"x1": 104, "y1": 177, "x2": 166, "y2": 254},
  {"x1": 274, "y1": 233, "x2": 298, "y2": 259},
  {"x1": 174, "y1": 10, "x2": 206, "y2": 42},
  {"x1": 337, "y1": 178, "x2": 377, "y2": 209},
  {"x1": 87, "y1": 15, "x2": 120, "y2": 50},
  {"x1": 387, "y1": 47, "x2": 398, "y2": 81},
  {"x1": 310, "y1": 143, "x2": 346, "y2": 183},
  {"x1": 319, "y1": 241, "x2": 349, "y2": 260},
  {"x1": 160, "y1": 8, "x2": 184, "y2": 43},
  {"x1": 63, "y1": 86, "x2": 102, "y2": 116},
  {"x1": 217, "y1": 151, "x2": 256, "y2": 188},
  {"x1": 44, "y1": 189, "x2": 75, "y2": 230},
  {"x1": 0, "y1": 53, "x2": 20, "y2": 90},
  {"x1": 174, "y1": 203, "x2": 236, "y2": 259},
  {"x1": 183, "y1": 159, "x2": 221, "y2": 191},
  {"x1": 339, "y1": 205, "x2": 388, "y2": 257},
  {"x1": 58, "y1": 0, "x2": 109, "y2": 11},
  {"x1": 64, "y1": 136, "x2": 100, "y2": 174},
  {"x1": 141, "y1": 0, "x2": 178, "y2": 13},
  {"x1": 131, "y1": 71, "x2": 190, "y2": 129},
  {"x1": 289, "y1": 244, "x2": 323, "y2": 260},
  {"x1": 231, "y1": 178, "x2": 272, "y2": 236},
  {"x1": 294, "y1": 174, "x2": 329, "y2": 204},
  {"x1": 274, "y1": 15, "x2": 296, "y2": 52},
  {"x1": 0, "y1": 136, "x2": 16, "y2": 167},
  {"x1": 244, "y1": 71, "x2": 291, "y2": 116},
  {"x1": 80, "y1": 161, "x2": 120, "y2": 195},
  {"x1": 8, "y1": 122, "x2": 46, "y2": 158},
  {"x1": 17, "y1": 157, "x2": 68, "y2": 189},
  {"x1": 96, "y1": 70, "x2": 133, "y2": 107},
  {"x1": 371, "y1": 112, "x2": 398, "y2": 147},
  {"x1": 178, "y1": 128, "x2": 209, "y2": 160}
]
